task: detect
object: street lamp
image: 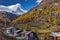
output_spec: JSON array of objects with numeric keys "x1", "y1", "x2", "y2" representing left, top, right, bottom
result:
[{"x1": 3, "y1": 14, "x2": 7, "y2": 29}]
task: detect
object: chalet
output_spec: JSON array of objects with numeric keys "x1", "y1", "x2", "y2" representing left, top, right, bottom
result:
[
  {"x1": 16, "y1": 30, "x2": 38, "y2": 40},
  {"x1": 4, "y1": 27, "x2": 38, "y2": 40},
  {"x1": 4, "y1": 27, "x2": 17, "y2": 36},
  {"x1": 50, "y1": 32, "x2": 60, "y2": 40},
  {"x1": 14, "y1": 30, "x2": 23, "y2": 37}
]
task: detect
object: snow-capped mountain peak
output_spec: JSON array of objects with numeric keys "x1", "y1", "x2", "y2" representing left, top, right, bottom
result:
[
  {"x1": 8, "y1": 3, "x2": 27, "y2": 15},
  {"x1": 8, "y1": 3, "x2": 21, "y2": 11},
  {"x1": 0, "y1": 3, "x2": 27, "y2": 15}
]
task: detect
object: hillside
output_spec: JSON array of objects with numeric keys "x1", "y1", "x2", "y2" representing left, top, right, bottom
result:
[
  {"x1": 10, "y1": 0, "x2": 60, "y2": 31},
  {"x1": 0, "y1": 11, "x2": 18, "y2": 28}
]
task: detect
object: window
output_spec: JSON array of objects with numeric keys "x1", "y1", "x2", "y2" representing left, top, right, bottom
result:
[
  {"x1": 30, "y1": 33, "x2": 34, "y2": 37},
  {"x1": 40, "y1": 33, "x2": 45, "y2": 40}
]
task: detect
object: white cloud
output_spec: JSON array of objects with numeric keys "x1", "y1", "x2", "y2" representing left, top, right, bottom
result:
[{"x1": 36, "y1": 0, "x2": 42, "y2": 4}]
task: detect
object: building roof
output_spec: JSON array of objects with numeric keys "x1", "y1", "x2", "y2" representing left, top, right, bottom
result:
[
  {"x1": 14, "y1": 30, "x2": 22, "y2": 33},
  {"x1": 21, "y1": 30, "x2": 32, "y2": 35},
  {"x1": 50, "y1": 32, "x2": 60, "y2": 37},
  {"x1": 6, "y1": 27, "x2": 15, "y2": 29}
]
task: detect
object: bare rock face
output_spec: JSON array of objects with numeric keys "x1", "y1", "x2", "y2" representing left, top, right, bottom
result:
[{"x1": 0, "y1": 11, "x2": 18, "y2": 27}]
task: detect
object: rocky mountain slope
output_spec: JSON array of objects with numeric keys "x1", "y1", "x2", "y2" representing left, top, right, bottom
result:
[{"x1": 10, "y1": 0, "x2": 60, "y2": 31}]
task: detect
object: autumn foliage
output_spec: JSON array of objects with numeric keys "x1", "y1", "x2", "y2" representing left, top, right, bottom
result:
[{"x1": 9, "y1": 0, "x2": 60, "y2": 31}]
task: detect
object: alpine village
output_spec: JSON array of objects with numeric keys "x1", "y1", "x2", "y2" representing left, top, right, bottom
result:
[{"x1": 1, "y1": 0, "x2": 60, "y2": 40}]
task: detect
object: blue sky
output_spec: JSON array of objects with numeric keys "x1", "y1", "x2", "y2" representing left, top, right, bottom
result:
[{"x1": 0, "y1": 0, "x2": 42, "y2": 11}]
